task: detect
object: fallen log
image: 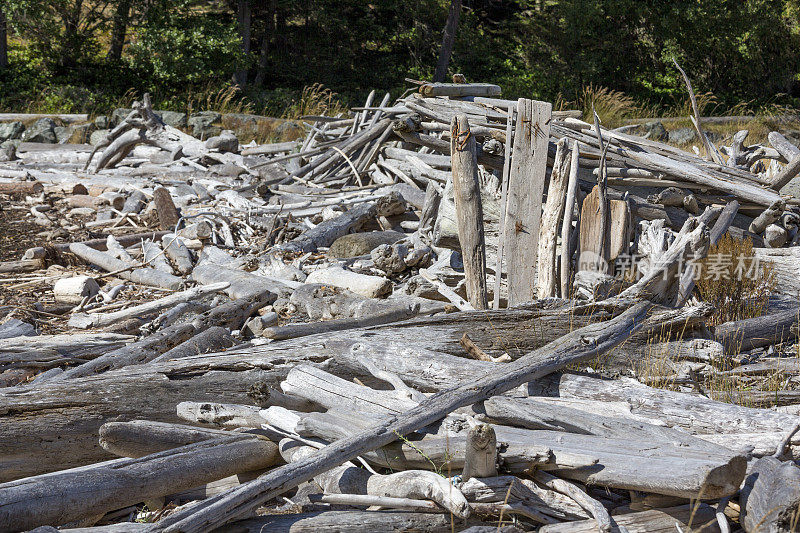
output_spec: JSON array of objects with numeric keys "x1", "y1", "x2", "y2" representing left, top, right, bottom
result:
[
  {"x1": 147, "y1": 303, "x2": 651, "y2": 531},
  {"x1": 69, "y1": 242, "x2": 183, "y2": 290},
  {"x1": 538, "y1": 504, "x2": 720, "y2": 533},
  {"x1": 0, "y1": 435, "x2": 280, "y2": 531},
  {"x1": 713, "y1": 306, "x2": 798, "y2": 352},
  {"x1": 740, "y1": 455, "x2": 800, "y2": 532}
]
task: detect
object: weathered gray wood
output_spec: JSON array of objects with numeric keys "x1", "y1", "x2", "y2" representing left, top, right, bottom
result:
[
  {"x1": 212, "y1": 511, "x2": 480, "y2": 533},
  {"x1": 494, "y1": 104, "x2": 515, "y2": 309},
  {"x1": 419, "y1": 83, "x2": 501, "y2": 97},
  {"x1": 461, "y1": 423, "x2": 497, "y2": 480},
  {"x1": 69, "y1": 242, "x2": 183, "y2": 290},
  {"x1": 450, "y1": 114, "x2": 487, "y2": 309},
  {"x1": 0, "y1": 258, "x2": 44, "y2": 273},
  {"x1": 149, "y1": 326, "x2": 236, "y2": 363},
  {"x1": 0, "y1": 333, "x2": 134, "y2": 372},
  {"x1": 0, "y1": 347, "x2": 312, "y2": 481},
  {"x1": 99, "y1": 420, "x2": 253, "y2": 458},
  {"x1": 754, "y1": 247, "x2": 800, "y2": 295},
  {"x1": 147, "y1": 303, "x2": 650, "y2": 532},
  {"x1": 740, "y1": 456, "x2": 800, "y2": 532},
  {"x1": 161, "y1": 234, "x2": 194, "y2": 275},
  {"x1": 262, "y1": 305, "x2": 418, "y2": 340},
  {"x1": 560, "y1": 140, "x2": 581, "y2": 298},
  {"x1": 749, "y1": 198, "x2": 785, "y2": 234},
  {"x1": 191, "y1": 263, "x2": 285, "y2": 300},
  {"x1": 504, "y1": 98, "x2": 552, "y2": 305},
  {"x1": 539, "y1": 504, "x2": 719, "y2": 533},
  {"x1": 537, "y1": 138, "x2": 571, "y2": 298},
  {"x1": 533, "y1": 470, "x2": 611, "y2": 533},
  {"x1": 0, "y1": 435, "x2": 280, "y2": 531},
  {"x1": 714, "y1": 306, "x2": 798, "y2": 352}
]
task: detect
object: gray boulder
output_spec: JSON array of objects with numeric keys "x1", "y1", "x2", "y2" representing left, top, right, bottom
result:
[
  {"x1": 205, "y1": 130, "x2": 239, "y2": 153},
  {"x1": 669, "y1": 127, "x2": 696, "y2": 145},
  {"x1": 21, "y1": 118, "x2": 57, "y2": 144},
  {"x1": 328, "y1": 230, "x2": 406, "y2": 258},
  {"x1": 94, "y1": 115, "x2": 112, "y2": 130},
  {"x1": 188, "y1": 111, "x2": 222, "y2": 139},
  {"x1": 0, "y1": 121, "x2": 25, "y2": 142},
  {"x1": 159, "y1": 110, "x2": 187, "y2": 128},
  {"x1": 274, "y1": 120, "x2": 304, "y2": 140},
  {"x1": 642, "y1": 121, "x2": 668, "y2": 142},
  {"x1": 54, "y1": 126, "x2": 71, "y2": 144},
  {"x1": 0, "y1": 141, "x2": 16, "y2": 162},
  {"x1": 90, "y1": 129, "x2": 110, "y2": 146}
]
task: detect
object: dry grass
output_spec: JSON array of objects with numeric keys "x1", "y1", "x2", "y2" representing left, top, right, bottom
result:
[
  {"x1": 282, "y1": 83, "x2": 347, "y2": 120},
  {"x1": 187, "y1": 84, "x2": 254, "y2": 117}
]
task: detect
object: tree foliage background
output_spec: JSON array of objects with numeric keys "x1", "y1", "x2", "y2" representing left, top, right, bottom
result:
[{"x1": 0, "y1": 0, "x2": 799, "y2": 114}]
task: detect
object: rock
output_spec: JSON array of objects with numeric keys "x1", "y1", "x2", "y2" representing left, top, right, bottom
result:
[
  {"x1": 20, "y1": 118, "x2": 57, "y2": 144},
  {"x1": 205, "y1": 130, "x2": 239, "y2": 153},
  {"x1": 668, "y1": 127, "x2": 696, "y2": 145},
  {"x1": 328, "y1": 230, "x2": 405, "y2": 258},
  {"x1": 54, "y1": 126, "x2": 71, "y2": 144},
  {"x1": 274, "y1": 120, "x2": 305, "y2": 141},
  {"x1": 0, "y1": 141, "x2": 16, "y2": 162},
  {"x1": 158, "y1": 110, "x2": 187, "y2": 129},
  {"x1": 0, "y1": 121, "x2": 25, "y2": 142},
  {"x1": 90, "y1": 129, "x2": 110, "y2": 146},
  {"x1": 94, "y1": 115, "x2": 112, "y2": 130},
  {"x1": 111, "y1": 108, "x2": 133, "y2": 126},
  {"x1": 208, "y1": 163, "x2": 248, "y2": 177},
  {"x1": 642, "y1": 121, "x2": 668, "y2": 142},
  {"x1": 66, "y1": 123, "x2": 95, "y2": 144},
  {"x1": 189, "y1": 111, "x2": 222, "y2": 139}
]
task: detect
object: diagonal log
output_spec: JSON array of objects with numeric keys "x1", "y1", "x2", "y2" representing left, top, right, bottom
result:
[{"x1": 148, "y1": 302, "x2": 652, "y2": 532}]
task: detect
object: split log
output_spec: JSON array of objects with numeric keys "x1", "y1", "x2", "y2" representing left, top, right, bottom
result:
[
  {"x1": 0, "y1": 435, "x2": 280, "y2": 531},
  {"x1": 504, "y1": 98, "x2": 552, "y2": 305},
  {"x1": 740, "y1": 456, "x2": 800, "y2": 532},
  {"x1": 537, "y1": 138, "x2": 571, "y2": 298},
  {"x1": 191, "y1": 262, "x2": 285, "y2": 300},
  {"x1": 305, "y1": 266, "x2": 392, "y2": 298},
  {"x1": 560, "y1": 141, "x2": 581, "y2": 298},
  {"x1": 262, "y1": 305, "x2": 418, "y2": 341},
  {"x1": 161, "y1": 234, "x2": 193, "y2": 274},
  {"x1": 538, "y1": 504, "x2": 719, "y2": 533},
  {"x1": 149, "y1": 326, "x2": 236, "y2": 363},
  {"x1": 450, "y1": 114, "x2": 487, "y2": 309},
  {"x1": 69, "y1": 242, "x2": 183, "y2": 290},
  {"x1": 147, "y1": 303, "x2": 651, "y2": 531},
  {"x1": 53, "y1": 276, "x2": 100, "y2": 305},
  {"x1": 67, "y1": 282, "x2": 229, "y2": 329}
]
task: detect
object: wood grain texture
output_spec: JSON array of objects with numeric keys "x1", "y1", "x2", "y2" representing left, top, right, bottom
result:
[{"x1": 537, "y1": 138, "x2": 571, "y2": 298}]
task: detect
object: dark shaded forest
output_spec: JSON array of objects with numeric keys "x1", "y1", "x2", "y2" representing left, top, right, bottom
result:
[{"x1": 1, "y1": 0, "x2": 799, "y2": 116}]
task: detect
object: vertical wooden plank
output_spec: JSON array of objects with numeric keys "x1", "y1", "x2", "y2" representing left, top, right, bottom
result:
[
  {"x1": 578, "y1": 186, "x2": 630, "y2": 273},
  {"x1": 559, "y1": 141, "x2": 581, "y2": 298},
  {"x1": 493, "y1": 104, "x2": 515, "y2": 309},
  {"x1": 504, "y1": 98, "x2": 552, "y2": 305},
  {"x1": 536, "y1": 138, "x2": 571, "y2": 299},
  {"x1": 450, "y1": 115, "x2": 488, "y2": 309}
]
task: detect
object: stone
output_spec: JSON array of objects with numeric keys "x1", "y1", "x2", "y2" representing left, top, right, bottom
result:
[
  {"x1": 90, "y1": 129, "x2": 110, "y2": 146},
  {"x1": 209, "y1": 163, "x2": 248, "y2": 177},
  {"x1": 188, "y1": 111, "x2": 222, "y2": 139},
  {"x1": 668, "y1": 127, "x2": 696, "y2": 145},
  {"x1": 21, "y1": 118, "x2": 57, "y2": 144},
  {"x1": 158, "y1": 110, "x2": 187, "y2": 128},
  {"x1": 0, "y1": 141, "x2": 16, "y2": 162},
  {"x1": 65, "y1": 123, "x2": 94, "y2": 144},
  {"x1": 94, "y1": 115, "x2": 112, "y2": 129},
  {"x1": 642, "y1": 121, "x2": 668, "y2": 142},
  {"x1": 205, "y1": 130, "x2": 239, "y2": 153},
  {"x1": 328, "y1": 230, "x2": 406, "y2": 258},
  {"x1": 274, "y1": 120, "x2": 305, "y2": 141},
  {"x1": 0, "y1": 121, "x2": 25, "y2": 142},
  {"x1": 54, "y1": 126, "x2": 71, "y2": 144}
]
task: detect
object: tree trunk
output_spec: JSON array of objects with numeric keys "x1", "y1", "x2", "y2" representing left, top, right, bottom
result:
[
  {"x1": 0, "y1": 8, "x2": 8, "y2": 69},
  {"x1": 254, "y1": 0, "x2": 277, "y2": 86},
  {"x1": 107, "y1": 0, "x2": 132, "y2": 61},
  {"x1": 234, "y1": 0, "x2": 252, "y2": 88},
  {"x1": 433, "y1": 0, "x2": 461, "y2": 83}
]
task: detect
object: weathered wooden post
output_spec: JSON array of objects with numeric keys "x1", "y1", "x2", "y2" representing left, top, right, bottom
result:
[{"x1": 450, "y1": 114, "x2": 488, "y2": 309}]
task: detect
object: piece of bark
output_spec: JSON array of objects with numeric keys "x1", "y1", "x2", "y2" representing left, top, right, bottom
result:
[
  {"x1": 462, "y1": 423, "x2": 497, "y2": 481},
  {"x1": 504, "y1": 98, "x2": 552, "y2": 305},
  {"x1": 152, "y1": 186, "x2": 180, "y2": 230},
  {"x1": 69, "y1": 242, "x2": 183, "y2": 290},
  {"x1": 147, "y1": 303, "x2": 651, "y2": 531},
  {"x1": 0, "y1": 435, "x2": 280, "y2": 531},
  {"x1": 538, "y1": 138, "x2": 571, "y2": 298},
  {"x1": 538, "y1": 504, "x2": 719, "y2": 533},
  {"x1": 740, "y1": 455, "x2": 800, "y2": 532},
  {"x1": 450, "y1": 114, "x2": 487, "y2": 309},
  {"x1": 67, "y1": 282, "x2": 229, "y2": 329}
]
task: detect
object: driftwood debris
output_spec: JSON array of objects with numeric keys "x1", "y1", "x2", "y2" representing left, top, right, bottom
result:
[{"x1": 2, "y1": 85, "x2": 800, "y2": 532}]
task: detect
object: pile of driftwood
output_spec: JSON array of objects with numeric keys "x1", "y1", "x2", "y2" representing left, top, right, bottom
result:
[{"x1": 2, "y1": 79, "x2": 800, "y2": 532}]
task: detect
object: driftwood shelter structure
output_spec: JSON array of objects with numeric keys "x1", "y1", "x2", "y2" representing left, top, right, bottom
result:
[{"x1": 2, "y1": 78, "x2": 800, "y2": 531}]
